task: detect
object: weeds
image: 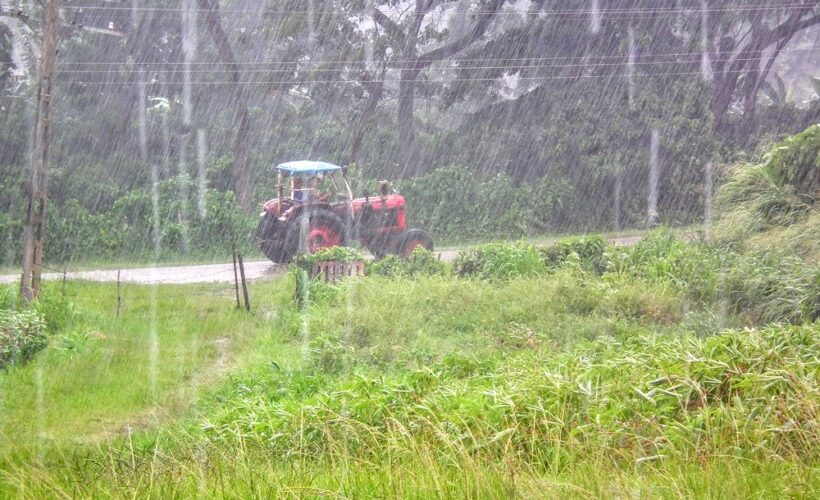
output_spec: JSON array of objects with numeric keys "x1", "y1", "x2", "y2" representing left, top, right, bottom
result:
[
  {"x1": 367, "y1": 247, "x2": 447, "y2": 278},
  {"x1": 12, "y1": 322, "x2": 814, "y2": 498},
  {"x1": 453, "y1": 241, "x2": 546, "y2": 279},
  {"x1": 541, "y1": 235, "x2": 607, "y2": 273},
  {"x1": 0, "y1": 309, "x2": 47, "y2": 370}
]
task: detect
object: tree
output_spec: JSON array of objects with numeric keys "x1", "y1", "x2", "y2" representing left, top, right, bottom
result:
[
  {"x1": 20, "y1": 0, "x2": 58, "y2": 303},
  {"x1": 197, "y1": 0, "x2": 253, "y2": 212},
  {"x1": 372, "y1": 0, "x2": 507, "y2": 176},
  {"x1": 706, "y1": 1, "x2": 820, "y2": 129}
]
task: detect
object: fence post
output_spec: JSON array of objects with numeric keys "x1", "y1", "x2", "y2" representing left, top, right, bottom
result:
[
  {"x1": 237, "y1": 253, "x2": 250, "y2": 311},
  {"x1": 116, "y1": 269, "x2": 122, "y2": 318},
  {"x1": 61, "y1": 265, "x2": 67, "y2": 295},
  {"x1": 231, "y1": 245, "x2": 241, "y2": 309}
]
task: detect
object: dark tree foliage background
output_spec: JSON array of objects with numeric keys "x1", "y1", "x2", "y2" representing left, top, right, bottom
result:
[{"x1": 0, "y1": 0, "x2": 818, "y2": 263}]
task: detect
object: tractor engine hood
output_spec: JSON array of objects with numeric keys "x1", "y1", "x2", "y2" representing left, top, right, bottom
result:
[{"x1": 352, "y1": 194, "x2": 405, "y2": 211}]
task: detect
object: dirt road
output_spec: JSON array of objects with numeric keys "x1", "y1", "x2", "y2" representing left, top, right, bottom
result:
[
  {"x1": 0, "y1": 252, "x2": 456, "y2": 285},
  {"x1": 0, "y1": 237, "x2": 641, "y2": 285}
]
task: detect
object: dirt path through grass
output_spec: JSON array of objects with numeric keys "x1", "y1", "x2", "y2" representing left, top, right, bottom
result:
[{"x1": 0, "y1": 281, "x2": 298, "y2": 457}]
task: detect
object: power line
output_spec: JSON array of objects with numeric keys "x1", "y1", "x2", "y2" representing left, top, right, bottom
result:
[
  {"x1": 3, "y1": 2, "x2": 811, "y2": 18},
  {"x1": 51, "y1": 53, "x2": 815, "y2": 75},
  {"x1": 50, "y1": 3, "x2": 815, "y2": 16},
  {"x1": 56, "y1": 68, "x2": 762, "y2": 86},
  {"x1": 50, "y1": 47, "x2": 819, "y2": 68}
]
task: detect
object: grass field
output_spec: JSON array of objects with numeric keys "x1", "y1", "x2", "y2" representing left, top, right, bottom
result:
[
  {"x1": 0, "y1": 281, "x2": 299, "y2": 462},
  {"x1": 0, "y1": 232, "x2": 818, "y2": 498}
]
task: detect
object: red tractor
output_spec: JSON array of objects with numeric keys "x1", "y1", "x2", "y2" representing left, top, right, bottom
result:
[{"x1": 256, "y1": 161, "x2": 433, "y2": 263}]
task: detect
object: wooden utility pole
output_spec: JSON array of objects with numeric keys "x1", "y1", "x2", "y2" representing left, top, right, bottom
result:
[{"x1": 20, "y1": 0, "x2": 59, "y2": 304}]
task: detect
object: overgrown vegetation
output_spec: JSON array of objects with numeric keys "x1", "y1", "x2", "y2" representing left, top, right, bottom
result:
[
  {"x1": 0, "y1": 177, "x2": 255, "y2": 265},
  {"x1": 367, "y1": 247, "x2": 447, "y2": 278},
  {"x1": 1, "y1": 246, "x2": 817, "y2": 496},
  {"x1": 0, "y1": 286, "x2": 75, "y2": 370},
  {"x1": 0, "y1": 309, "x2": 47, "y2": 370},
  {"x1": 715, "y1": 124, "x2": 819, "y2": 262},
  {"x1": 294, "y1": 246, "x2": 365, "y2": 268},
  {"x1": 1, "y1": 127, "x2": 819, "y2": 496}
]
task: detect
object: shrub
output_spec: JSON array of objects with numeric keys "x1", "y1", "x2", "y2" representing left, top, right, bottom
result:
[
  {"x1": 453, "y1": 241, "x2": 546, "y2": 279},
  {"x1": 716, "y1": 164, "x2": 811, "y2": 238},
  {"x1": 607, "y1": 229, "x2": 819, "y2": 324},
  {"x1": 0, "y1": 285, "x2": 17, "y2": 311},
  {"x1": 294, "y1": 247, "x2": 365, "y2": 270},
  {"x1": 764, "y1": 123, "x2": 819, "y2": 195},
  {"x1": 405, "y1": 247, "x2": 448, "y2": 276},
  {"x1": 366, "y1": 254, "x2": 407, "y2": 278},
  {"x1": 0, "y1": 309, "x2": 48, "y2": 370},
  {"x1": 368, "y1": 248, "x2": 447, "y2": 278},
  {"x1": 397, "y1": 166, "x2": 566, "y2": 241},
  {"x1": 36, "y1": 292, "x2": 76, "y2": 335},
  {"x1": 200, "y1": 323, "x2": 820, "y2": 465},
  {"x1": 540, "y1": 235, "x2": 607, "y2": 273}
]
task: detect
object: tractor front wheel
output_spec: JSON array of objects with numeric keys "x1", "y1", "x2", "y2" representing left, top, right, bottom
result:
[
  {"x1": 396, "y1": 229, "x2": 433, "y2": 258},
  {"x1": 256, "y1": 213, "x2": 289, "y2": 263}
]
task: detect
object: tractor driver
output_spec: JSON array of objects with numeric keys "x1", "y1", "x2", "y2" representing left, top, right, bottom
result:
[
  {"x1": 305, "y1": 173, "x2": 331, "y2": 204},
  {"x1": 292, "y1": 177, "x2": 304, "y2": 202}
]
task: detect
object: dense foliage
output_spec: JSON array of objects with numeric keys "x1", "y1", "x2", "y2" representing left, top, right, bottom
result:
[
  {"x1": 764, "y1": 124, "x2": 820, "y2": 195},
  {"x1": 366, "y1": 247, "x2": 448, "y2": 278},
  {"x1": 1, "y1": 225, "x2": 818, "y2": 496},
  {"x1": 0, "y1": 309, "x2": 47, "y2": 370},
  {"x1": 202, "y1": 323, "x2": 818, "y2": 465},
  {"x1": 715, "y1": 123, "x2": 819, "y2": 261},
  {"x1": 1, "y1": 2, "x2": 818, "y2": 267}
]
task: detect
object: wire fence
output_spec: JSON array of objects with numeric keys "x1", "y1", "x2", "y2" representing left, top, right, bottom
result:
[{"x1": 36, "y1": 249, "x2": 258, "y2": 316}]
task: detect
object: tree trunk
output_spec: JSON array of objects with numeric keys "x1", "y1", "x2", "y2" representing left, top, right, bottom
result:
[
  {"x1": 397, "y1": 69, "x2": 420, "y2": 177},
  {"x1": 20, "y1": 0, "x2": 58, "y2": 304},
  {"x1": 198, "y1": 0, "x2": 253, "y2": 212},
  {"x1": 348, "y1": 79, "x2": 384, "y2": 168},
  {"x1": 710, "y1": 8, "x2": 820, "y2": 131},
  {"x1": 743, "y1": 36, "x2": 793, "y2": 131}
]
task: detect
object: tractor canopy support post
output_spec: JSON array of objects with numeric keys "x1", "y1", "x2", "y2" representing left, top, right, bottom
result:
[{"x1": 277, "y1": 171, "x2": 284, "y2": 208}]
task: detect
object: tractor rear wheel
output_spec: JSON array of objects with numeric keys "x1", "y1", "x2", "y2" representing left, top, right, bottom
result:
[
  {"x1": 366, "y1": 235, "x2": 395, "y2": 260},
  {"x1": 396, "y1": 229, "x2": 433, "y2": 258},
  {"x1": 284, "y1": 209, "x2": 348, "y2": 259},
  {"x1": 256, "y1": 213, "x2": 289, "y2": 263}
]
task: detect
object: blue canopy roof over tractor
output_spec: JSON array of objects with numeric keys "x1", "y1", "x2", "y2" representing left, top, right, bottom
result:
[{"x1": 276, "y1": 161, "x2": 343, "y2": 175}]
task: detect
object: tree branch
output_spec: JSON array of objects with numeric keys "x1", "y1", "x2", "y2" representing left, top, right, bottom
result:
[
  {"x1": 372, "y1": 8, "x2": 404, "y2": 43},
  {"x1": 725, "y1": 10, "x2": 819, "y2": 80},
  {"x1": 415, "y1": 0, "x2": 506, "y2": 70},
  {"x1": 197, "y1": 0, "x2": 240, "y2": 84},
  {"x1": 0, "y1": 7, "x2": 36, "y2": 32}
]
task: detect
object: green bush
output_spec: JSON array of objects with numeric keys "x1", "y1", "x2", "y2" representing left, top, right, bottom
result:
[
  {"x1": 36, "y1": 178, "x2": 257, "y2": 264},
  {"x1": 201, "y1": 323, "x2": 819, "y2": 465},
  {"x1": 397, "y1": 166, "x2": 566, "y2": 242},
  {"x1": 366, "y1": 254, "x2": 407, "y2": 278},
  {"x1": 540, "y1": 235, "x2": 607, "y2": 273},
  {"x1": 607, "y1": 229, "x2": 819, "y2": 324},
  {"x1": 367, "y1": 248, "x2": 447, "y2": 278},
  {"x1": 0, "y1": 309, "x2": 48, "y2": 370},
  {"x1": 36, "y1": 292, "x2": 76, "y2": 335},
  {"x1": 0, "y1": 285, "x2": 17, "y2": 311},
  {"x1": 453, "y1": 241, "x2": 546, "y2": 279},
  {"x1": 764, "y1": 124, "x2": 819, "y2": 195},
  {"x1": 714, "y1": 125, "x2": 818, "y2": 260},
  {"x1": 294, "y1": 247, "x2": 365, "y2": 270}
]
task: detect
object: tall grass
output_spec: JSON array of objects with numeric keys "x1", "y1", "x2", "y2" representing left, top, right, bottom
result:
[
  {"x1": 608, "y1": 229, "x2": 819, "y2": 324},
  {"x1": 3, "y1": 323, "x2": 817, "y2": 498},
  {"x1": 1, "y1": 233, "x2": 818, "y2": 498}
]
